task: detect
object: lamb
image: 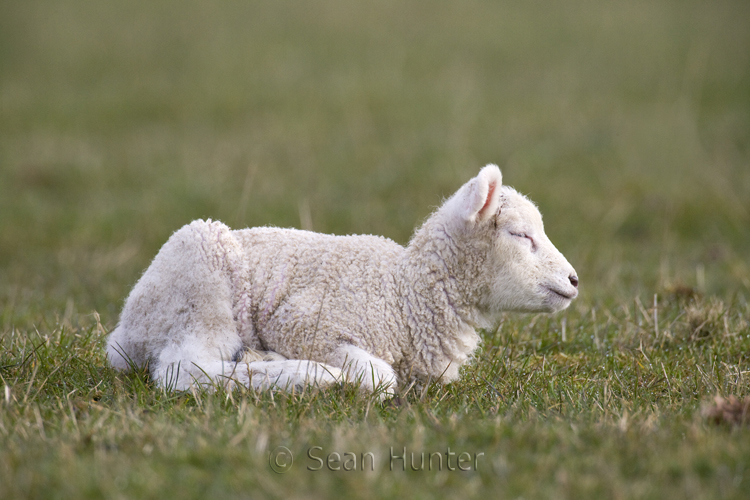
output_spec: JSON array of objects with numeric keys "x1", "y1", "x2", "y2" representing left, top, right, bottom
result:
[{"x1": 106, "y1": 165, "x2": 578, "y2": 394}]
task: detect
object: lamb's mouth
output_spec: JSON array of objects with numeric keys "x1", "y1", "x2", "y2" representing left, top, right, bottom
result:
[{"x1": 546, "y1": 287, "x2": 577, "y2": 300}]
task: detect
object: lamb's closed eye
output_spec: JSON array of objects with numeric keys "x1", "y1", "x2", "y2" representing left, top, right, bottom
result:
[{"x1": 509, "y1": 231, "x2": 535, "y2": 250}]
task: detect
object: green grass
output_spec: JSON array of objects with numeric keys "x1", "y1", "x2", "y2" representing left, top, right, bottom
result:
[{"x1": 1, "y1": 0, "x2": 750, "y2": 498}]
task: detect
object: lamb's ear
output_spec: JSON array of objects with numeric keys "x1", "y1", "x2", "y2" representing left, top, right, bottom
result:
[{"x1": 456, "y1": 164, "x2": 503, "y2": 223}]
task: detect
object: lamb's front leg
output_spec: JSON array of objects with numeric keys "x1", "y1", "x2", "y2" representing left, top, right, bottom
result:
[{"x1": 330, "y1": 345, "x2": 397, "y2": 397}]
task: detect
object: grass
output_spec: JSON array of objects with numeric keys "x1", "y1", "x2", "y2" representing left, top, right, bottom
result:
[{"x1": 1, "y1": 0, "x2": 749, "y2": 498}]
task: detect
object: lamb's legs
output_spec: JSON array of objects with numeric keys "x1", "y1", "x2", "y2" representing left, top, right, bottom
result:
[
  {"x1": 153, "y1": 355, "x2": 342, "y2": 392},
  {"x1": 151, "y1": 344, "x2": 391, "y2": 395},
  {"x1": 330, "y1": 345, "x2": 397, "y2": 396}
]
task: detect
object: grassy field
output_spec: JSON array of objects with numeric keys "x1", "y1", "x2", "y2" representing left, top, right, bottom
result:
[{"x1": 1, "y1": 0, "x2": 750, "y2": 498}]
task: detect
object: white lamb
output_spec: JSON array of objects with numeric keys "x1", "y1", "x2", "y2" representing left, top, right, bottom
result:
[{"x1": 106, "y1": 165, "x2": 578, "y2": 394}]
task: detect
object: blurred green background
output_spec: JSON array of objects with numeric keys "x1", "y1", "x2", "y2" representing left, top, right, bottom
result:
[{"x1": 1, "y1": 0, "x2": 748, "y2": 325}]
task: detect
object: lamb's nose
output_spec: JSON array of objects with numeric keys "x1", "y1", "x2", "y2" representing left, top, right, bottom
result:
[{"x1": 569, "y1": 275, "x2": 579, "y2": 288}]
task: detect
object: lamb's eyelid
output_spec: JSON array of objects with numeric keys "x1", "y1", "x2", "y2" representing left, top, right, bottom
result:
[
  {"x1": 509, "y1": 231, "x2": 537, "y2": 251},
  {"x1": 509, "y1": 230, "x2": 530, "y2": 239}
]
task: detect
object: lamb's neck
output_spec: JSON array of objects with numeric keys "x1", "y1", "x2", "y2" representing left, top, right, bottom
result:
[{"x1": 396, "y1": 224, "x2": 487, "y2": 381}]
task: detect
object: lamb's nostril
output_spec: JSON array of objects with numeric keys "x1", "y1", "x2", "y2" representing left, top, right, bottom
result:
[{"x1": 569, "y1": 275, "x2": 579, "y2": 288}]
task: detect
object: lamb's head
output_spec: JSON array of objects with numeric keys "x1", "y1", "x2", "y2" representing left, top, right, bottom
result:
[
  {"x1": 489, "y1": 183, "x2": 578, "y2": 314},
  {"x1": 434, "y1": 164, "x2": 578, "y2": 317}
]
